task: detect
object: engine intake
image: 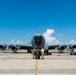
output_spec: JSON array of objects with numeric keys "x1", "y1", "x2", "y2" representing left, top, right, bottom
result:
[
  {"x1": 58, "y1": 45, "x2": 66, "y2": 53},
  {"x1": 0, "y1": 44, "x2": 6, "y2": 50},
  {"x1": 69, "y1": 45, "x2": 76, "y2": 49},
  {"x1": 72, "y1": 45, "x2": 76, "y2": 48},
  {"x1": 10, "y1": 45, "x2": 19, "y2": 53}
]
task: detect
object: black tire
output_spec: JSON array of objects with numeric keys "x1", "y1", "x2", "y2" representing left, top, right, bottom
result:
[
  {"x1": 35, "y1": 51, "x2": 40, "y2": 59},
  {"x1": 27, "y1": 49, "x2": 32, "y2": 53},
  {"x1": 70, "y1": 53, "x2": 72, "y2": 55}
]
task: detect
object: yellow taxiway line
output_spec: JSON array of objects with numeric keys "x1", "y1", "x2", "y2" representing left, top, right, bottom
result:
[{"x1": 34, "y1": 59, "x2": 38, "y2": 75}]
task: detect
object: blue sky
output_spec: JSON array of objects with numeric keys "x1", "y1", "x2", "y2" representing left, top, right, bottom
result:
[{"x1": 0, "y1": 0, "x2": 76, "y2": 44}]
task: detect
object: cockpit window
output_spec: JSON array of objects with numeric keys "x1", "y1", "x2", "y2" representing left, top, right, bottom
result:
[
  {"x1": 34, "y1": 36, "x2": 42, "y2": 41},
  {"x1": 34, "y1": 36, "x2": 43, "y2": 46}
]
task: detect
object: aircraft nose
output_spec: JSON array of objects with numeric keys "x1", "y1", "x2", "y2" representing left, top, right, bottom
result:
[{"x1": 34, "y1": 36, "x2": 43, "y2": 46}]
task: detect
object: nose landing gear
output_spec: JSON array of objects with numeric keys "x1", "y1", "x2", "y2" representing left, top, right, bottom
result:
[{"x1": 35, "y1": 50, "x2": 41, "y2": 59}]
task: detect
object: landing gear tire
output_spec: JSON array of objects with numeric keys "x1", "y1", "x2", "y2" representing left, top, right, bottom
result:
[
  {"x1": 70, "y1": 53, "x2": 72, "y2": 55},
  {"x1": 27, "y1": 49, "x2": 32, "y2": 53},
  {"x1": 45, "y1": 50, "x2": 49, "y2": 55},
  {"x1": 70, "y1": 49, "x2": 75, "y2": 55},
  {"x1": 35, "y1": 51, "x2": 40, "y2": 59}
]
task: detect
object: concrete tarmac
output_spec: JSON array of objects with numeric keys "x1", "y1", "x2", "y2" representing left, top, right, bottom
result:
[{"x1": 0, "y1": 49, "x2": 76, "y2": 75}]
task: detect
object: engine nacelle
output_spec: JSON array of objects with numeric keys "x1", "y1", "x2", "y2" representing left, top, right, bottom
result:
[
  {"x1": 0, "y1": 44, "x2": 7, "y2": 50},
  {"x1": 69, "y1": 44, "x2": 76, "y2": 49},
  {"x1": 10, "y1": 45, "x2": 20, "y2": 53},
  {"x1": 58, "y1": 45, "x2": 66, "y2": 53}
]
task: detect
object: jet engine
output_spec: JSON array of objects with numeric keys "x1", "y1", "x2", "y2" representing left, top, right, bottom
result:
[
  {"x1": 0, "y1": 44, "x2": 7, "y2": 50},
  {"x1": 10, "y1": 45, "x2": 20, "y2": 53},
  {"x1": 58, "y1": 45, "x2": 66, "y2": 53},
  {"x1": 69, "y1": 44, "x2": 76, "y2": 49}
]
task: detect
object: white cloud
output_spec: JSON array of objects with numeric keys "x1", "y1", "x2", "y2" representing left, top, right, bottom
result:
[
  {"x1": 8, "y1": 40, "x2": 25, "y2": 45},
  {"x1": 69, "y1": 40, "x2": 76, "y2": 44},
  {"x1": 43, "y1": 29, "x2": 76, "y2": 45},
  {"x1": 0, "y1": 28, "x2": 76, "y2": 45},
  {"x1": 54, "y1": 40, "x2": 61, "y2": 44},
  {"x1": 60, "y1": 40, "x2": 76, "y2": 45},
  {"x1": 43, "y1": 29, "x2": 62, "y2": 44},
  {"x1": 43, "y1": 29, "x2": 56, "y2": 44}
]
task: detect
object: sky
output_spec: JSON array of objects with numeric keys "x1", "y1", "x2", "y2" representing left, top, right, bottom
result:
[{"x1": 0, "y1": 0, "x2": 76, "y2": 44}]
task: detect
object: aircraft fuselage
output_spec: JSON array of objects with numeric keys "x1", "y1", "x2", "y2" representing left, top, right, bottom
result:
[{"x1": 31, "y1": 34, "x2": 45, "y2": 49}]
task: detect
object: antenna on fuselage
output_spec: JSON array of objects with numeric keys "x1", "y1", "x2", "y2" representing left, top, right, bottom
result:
[
  {"x1": 36, "y1": 30, "x2": 40, "y2": 35},
  {"x1": 37, "y1": 30, "x2": 39, "y2": 34}
]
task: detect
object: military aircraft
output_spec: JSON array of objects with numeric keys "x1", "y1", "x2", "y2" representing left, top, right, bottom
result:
[
  {"x1": 7, "y1": 34, "x2": 69, "y2": 53},
  {"x1": 0, "y1": 34, "x2": 76, "y2": 59}
]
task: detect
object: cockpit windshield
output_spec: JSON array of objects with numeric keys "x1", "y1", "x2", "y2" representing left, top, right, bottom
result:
[{"x1": 34, "y1": 36, "x2": 43, "y2": 46}]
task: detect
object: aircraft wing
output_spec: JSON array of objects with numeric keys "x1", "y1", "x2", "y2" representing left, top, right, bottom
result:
[
  {"x1": 9, "y1": 45, "x2": 33, "y2": 50},
  {"x1": 47, "y1": 44, "x2": 76, "y2": 50},
  {"x1": 48, "y1": 45, "x2": 60, "y2": 49},
  {"x1": 45, "y1": 45, "x2": 67, "y2": 53},
  {"x1": 18, "y1": 45, "x2": 33, "y2": 50},
  {"x1": 9, "y1": 45, "x2": 33, "y2": 53}
]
